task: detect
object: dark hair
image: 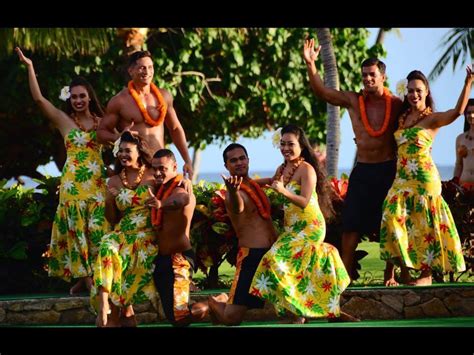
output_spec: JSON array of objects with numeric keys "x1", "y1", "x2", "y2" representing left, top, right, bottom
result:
[
  {"x1": 223, "y1": 143, "x2": 248, "y2": 163},
  {"x1": 114, "y1": 131, "x2": 152, "y2": 174},
  {"x1": 153, "y1": 148, "x2": 176, "y2": 162},
  {"x1": 361, "y1": 58, "x2": 386, "y2": 75},
  {"x1": 64, "y1": 76, "x2": 104, "y2": 117},
  {"x1": 400, "y1": 70, "x2": 435, "y2": 115},
  {"x1": 464, "y1": 98, "x2": 474, "y2": 132},
  {"x1": 128, "y1": 50, "x2": 153, "y2": 68},
  {"x1": 279, "y1": 125, "x2": 334, "y2": 220}
]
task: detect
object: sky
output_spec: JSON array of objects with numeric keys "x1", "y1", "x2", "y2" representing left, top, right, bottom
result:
[{"x1": 37, "y1": 28, "x2": 471, "y2": 179}]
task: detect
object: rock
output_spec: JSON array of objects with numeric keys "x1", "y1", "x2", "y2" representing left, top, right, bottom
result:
[
  {"x1": 420, "y1": 298, "x2": 450, "y2": 317},
  {"x1": 404, "y1": 305, "x2": 425, "y2": 319},
  {"x1": 0, "y1": 308, "x2": 5, "y2": 322},
  {"x1": 60, "y1": 308, "x2": 95, "y2": 324},
  {"x1": 54, "y1": 299, "x2": 87, "y2": 312},
  {"x1": 6, "y1": 310, "x2": 60, "y2": 325},
  {"x1": 403, "y1": 291, "x2": 420, "y2": 306},
  {"x1": 381, "y1": 294, "x2": 404, "y2": 313},
  {"x1": 136, "y1": 312, "x2": 159, "y2": 324},
  {"x1": 342, "y1": 296, "x2": 401, "y2": 320},
  {"x1": 443, "y1": 294, "x2": 474, "y2": 316}
]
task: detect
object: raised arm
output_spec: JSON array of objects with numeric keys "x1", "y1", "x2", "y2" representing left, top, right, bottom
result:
[
  {"x1": 15, "y1": 47, "x2": 74, "y2": 137},
  {"x1": 162, "y1": 89, "x2": 193, "y2": 179},
  {"x1": 303, "y1": 38, "x2": 352, "y2": 108},
  {"x1": 428, "y1": 66, "x2": 473, "y2": 129}
]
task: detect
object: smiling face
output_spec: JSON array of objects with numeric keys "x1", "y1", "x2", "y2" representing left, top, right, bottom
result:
[
  {"x1": 407, "y1": 79, "x2": 428, "y2": 109},
  {"x1": 128, "y1": 56, "x2": 154, "y2": 86},
  {"x1": 224, "y1": 148, "x2": 249, "y2": 177},
  {"x1": 465, "y1": 104, "x2": 474, "y2": 127},
  {"x1": 118, "y1": 142, "x2": 140, "y2": 168},
  {"x1": 70, "y1": 85, "x2": 90, "y2": 113},
  {"x1": 280, "y1": 132, "x2": 302, "y2": 162},
  {"x1": 152, "y1": 156, "x2": 177, "y2": 184},
  {"x1": 362, "y1": 65, "x2": 386, "y2": 94}
]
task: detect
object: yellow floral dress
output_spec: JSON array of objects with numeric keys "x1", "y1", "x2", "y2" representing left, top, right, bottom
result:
[
  {"x1": 250, "y1": 181, "x2": 350, "y2": 318},
  {"x1": 380, "y1": 127, "x2": 466, "y2": 273},
  {"x1": 91, "y1": 184, "x2": 158, "y2": 310},
  {"x1": 48, "y1": 128, "x2": 109, "y2": 281}
]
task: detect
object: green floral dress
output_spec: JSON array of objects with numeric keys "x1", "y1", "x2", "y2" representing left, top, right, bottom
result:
[
  {"x1": 91, "y1": 184, "x2": 158, "y2": 310},
  {"x1": 380, "y1": 127, "x2": 466, "y2": 273},
  {"x1": 250, "y1": 181, "x2": 350, "y2": 318},
  {"x1": 48, "y1": 129, "x2": 109, "y2": 281}
]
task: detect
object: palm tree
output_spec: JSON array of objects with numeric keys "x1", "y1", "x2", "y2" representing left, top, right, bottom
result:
[
  {"x1": 0, "y1": 28, "x2": 114, "y2": 58},
  {"x1": 316, "y1": 28, "x2": 340, "y2": 177},
  {"x1": 429, "y1": 28, "x2": 474, "y2": 81}
]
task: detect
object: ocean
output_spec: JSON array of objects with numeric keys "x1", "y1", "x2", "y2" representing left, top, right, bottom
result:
[
  {"x1": 197, "y1": 165, "x2": 455, "y2": 184},
  {"x1": 7, "y1": 165, "x2": 455, "y2": 189}
]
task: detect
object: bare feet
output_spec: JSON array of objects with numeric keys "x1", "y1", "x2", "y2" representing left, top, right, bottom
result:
[
  {"x1": 384, "y1": 278, "x2": 399, "y2": 287},
  {"x1": 329, "y1": 311, "x2": 360, "y2": 322},
  {"x1": 291, "y1": 317, "x2": 307, "y2": 324},
  {"x1": 213, "y1": 292, "x2": 229, "y2": 303},
  {"x1": 69, "y1": 278, "x2": 84, "y2": 295},
  {"x1": 96, "y1": 303, "x2": 111, "y2": 327},
  {"x1": 409, "y1": 273, "x2": 432, "y2": 286},
  {"x1": 190, "y1": 281, "x2": 201, "y2": 292},
  {"x1": 120, "y1": 314, "x2": 137, "y2": 327},
  {"x1": 70, "y1": 276, "x2": 93, "y2": 295},
  {"x1": 190, "y1": 301, "x2": 209, "y2": 322}
]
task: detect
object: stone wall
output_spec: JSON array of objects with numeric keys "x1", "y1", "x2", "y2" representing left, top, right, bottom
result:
[{"x1": 1, "y1": 286, "x2": 473, "y2": 326}]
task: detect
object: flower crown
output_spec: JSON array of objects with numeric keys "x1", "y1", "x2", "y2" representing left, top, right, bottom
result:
[
  {"x1": 59, "y1": 86, "x2": 71, "y2": 101},
  {"x1": 272, "y1": 127, "x2": 282, "y2": 149},
  {"x1": 395, "y1": 79, "x2": 408, "y2": 100}
]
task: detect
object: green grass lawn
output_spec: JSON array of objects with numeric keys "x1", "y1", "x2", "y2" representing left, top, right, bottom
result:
[{"x1": 194, "y1": 241, "x2": 474, "y2": 288}]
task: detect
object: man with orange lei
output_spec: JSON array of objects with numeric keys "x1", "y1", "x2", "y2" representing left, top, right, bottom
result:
[
  {"x1": 145, "y1": 149, "x2": 208, "y2": 326},
  {"x1": 303, "y1": 38, "x2": 403, "y2": 285},
  {"x1": 145, "y1": 148, "x2": 206, "y2": 326},
  {"x1": 98, "y1": 50, "x2": 194, "y2": 179},
  {"x1": 454, "y1": 98, "x2": 474, "y2": 192},
  {"x1": 207, "y1": 143, "x2": 277, "y2": 326}
]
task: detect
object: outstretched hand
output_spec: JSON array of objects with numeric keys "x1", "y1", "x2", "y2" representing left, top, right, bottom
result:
[
  {"x1": 303, "y1": 38, "x2": 321, "y2": 65},
  {"x1": 122, "y1": 120, "x2": 140, "y2": 137},
  {"x1": 221, "y1": 174, "x2": 243, "y2": 193},
  {"x1": 465, "y1": 65, "x2": 474, "y2": 83},
  {"x1": 15, "y1": 47, "x2": 32, "y2": 66},
  {"x1": 266, "y1": 174, "x2": 285, "y2": 194},
  {"x1": 145, "y1": 187, "x2": 161, "y2": 209}
]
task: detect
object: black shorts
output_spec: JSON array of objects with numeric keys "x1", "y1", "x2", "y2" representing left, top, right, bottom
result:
[
  {"x1": 153, "y1": 249, "x2": 196, "y2": 323},
  {"x1": 228, "y1": 247, "x2": 268, "y2": 309},
  {"x1": 342, "y1": 160, "x2": 396, "y2": 240}
]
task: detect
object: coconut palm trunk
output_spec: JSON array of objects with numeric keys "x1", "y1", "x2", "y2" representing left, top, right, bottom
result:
[{"x1": 316, "y1": 28, "x2": 340, "y2": 177}]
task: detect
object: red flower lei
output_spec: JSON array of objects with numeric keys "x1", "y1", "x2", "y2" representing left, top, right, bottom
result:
[
  {"x1": 128, "y1": 80, "x2": 168, "y2": 127},
  {"x1": 239, "y1": 178, "x2": 271, "y2": 220},
  {"x1": 358, "y1": 87, "x2": 392, "y2": 137},
  {"x1": 151, "y1": 174, "x2": 183, "y2": 227}
]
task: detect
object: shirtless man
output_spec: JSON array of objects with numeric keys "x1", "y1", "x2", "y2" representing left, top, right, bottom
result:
[
  {"x1": 98, "y1": 50, "x2": 194, "y2": 179},
  {"x1": 454, "y1": 98, "x2": 474, "y2": 191},
  {"x1": 207, "y1": 143, "x2": 277, "y2": 326},
  {"x1": 303, "y1": 38, "x2": 403, "y2": 286},
  {"x1": 146, "y1": 149, "x2": 206, "y2": 326}
]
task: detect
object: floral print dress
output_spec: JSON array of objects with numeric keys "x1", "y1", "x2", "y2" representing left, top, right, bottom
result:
[
  {"x1": 380, "y1": 127, "x2": 466, "y2": 273},
  {"x1": 250, "y1": 181, "x2": 350, "y2": 318},
  {"x1": 48, "y1": 129, "x2": 109, "y2": 281},
  {"x1": 91, "y1": 184, "x2": 158, "y2": 310}
]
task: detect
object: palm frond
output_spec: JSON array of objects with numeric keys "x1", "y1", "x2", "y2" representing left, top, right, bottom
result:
[{"x1": 428, "y1": 28, "x2": 473, "y2": 82}]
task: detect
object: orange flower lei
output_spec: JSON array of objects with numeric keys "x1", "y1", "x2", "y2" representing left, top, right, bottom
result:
[
  {"x1": 358, "y1": 87, "x2": 392, "y2": 137},
  {"x1": 128, "y1": 80, "x2": 168, "y2": 127},
  {"x1": 239, "y1": 178, "x2": 271, "y2": 220},
  {"x1": 151, "y1": 174, "x2": 183, "y2": 227}
]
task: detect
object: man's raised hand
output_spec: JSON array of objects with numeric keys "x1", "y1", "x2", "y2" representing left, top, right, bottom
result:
[{"x1": 221, "y1": 174, "x2": 243, "y2": 193}]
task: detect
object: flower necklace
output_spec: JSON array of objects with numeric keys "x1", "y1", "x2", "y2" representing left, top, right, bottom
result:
[
  {"x1": 274, "y1": 157, "x2": 305, "y2": 186},
  {"x1": 120, "y1": 165, "x2": 146, "y2": 190},
  {"x1": 128, "y1": 80, "x2": 168, "y2": 127},
  {"x1": 358, "y1": 87, "x2": 392, "y2": 137},
  {"x1": 151, "y1": 174, "x2": 183, "y2": 228},
  {"x1": 239, "y1": 178, "x2": 271, "y2": 219},
  {"x1": 398, "y1": 107, "x2": 432, "y2": 129},
  {"x1": 71, "y1": 113, "x2": 99, "y2": 132}
]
